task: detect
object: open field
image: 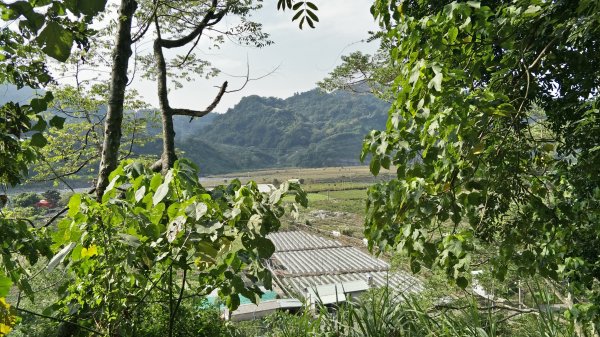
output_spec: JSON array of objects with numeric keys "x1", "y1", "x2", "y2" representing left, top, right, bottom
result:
[
  {"x1": 214, "y1": 166, "x2": 387, "y2": 240},
  {"x1": 201, "y1": 165, "x2": 394, "y2": 188},
  {"x1": 205, "y1": 166, "x2": 389, "y2": 239}
]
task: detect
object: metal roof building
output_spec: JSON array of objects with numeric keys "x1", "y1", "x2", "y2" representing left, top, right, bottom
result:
[{"x1": 266, "y1": 231, "x2": 423, "y2": 297}]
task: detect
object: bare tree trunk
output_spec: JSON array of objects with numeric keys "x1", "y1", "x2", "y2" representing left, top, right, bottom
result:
[
  {"x1": 153, "y1": 37, "x2": 177, "y2": 173},
  {"x1": 96, "y1": 0, "x2": 138, "y2": 200},
  {"x1": 150, "y1": 13, "x2": 227, "y2": 174}
]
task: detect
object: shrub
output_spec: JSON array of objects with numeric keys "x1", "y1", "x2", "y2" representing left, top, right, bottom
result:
[
  {"x1": 12, "y1": 192, "x2": 41, "y2": 208},
  {"x1": 135, "y1": 298, "x2": 232, "y2": 337}
]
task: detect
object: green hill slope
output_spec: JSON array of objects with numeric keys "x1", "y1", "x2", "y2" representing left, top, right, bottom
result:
[{"x1": 178, "y1": 89, "x2": 389, "y2": 173}]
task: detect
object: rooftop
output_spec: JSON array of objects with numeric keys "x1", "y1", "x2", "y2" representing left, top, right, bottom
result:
[{"x1": 266, "y1": 231, "x2": 423, "y2": 297}]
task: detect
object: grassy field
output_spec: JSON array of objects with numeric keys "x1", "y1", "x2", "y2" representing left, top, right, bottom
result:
[
  {"x1": 201, "y1": 165, "x2": 394, "y2": 188},
  {"x1": 217, "y1": 166, "x2": 386, "y2": 240}
]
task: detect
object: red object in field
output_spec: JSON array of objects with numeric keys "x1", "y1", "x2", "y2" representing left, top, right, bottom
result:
[{"x1": 35, "y1": 199, "x2": 53, "y2": 208}]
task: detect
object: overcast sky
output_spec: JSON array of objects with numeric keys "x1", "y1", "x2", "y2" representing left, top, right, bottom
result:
[{"x1": 130, "y1": 0, "x2": 380, "y2": 112}]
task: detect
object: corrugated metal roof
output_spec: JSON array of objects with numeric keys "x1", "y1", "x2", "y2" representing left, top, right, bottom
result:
[
  {"x1": 273, "y1": 247, "x2": 388, "y2": 275},
  {"x1": 266, "y1": 231, "x2": 423, "y2": 298},
  {"x1": 282, "y1": 271, "x2": 423, "y2": 295},
  {"x1": 267, "y1": 231, "x2": 342, "y2": 252}
]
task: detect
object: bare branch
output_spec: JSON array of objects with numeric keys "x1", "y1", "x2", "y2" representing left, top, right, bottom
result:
[
  {"x1": 132, "y1": 0, "x2": 158, "y2": 43},
  {"x1": 159, "y1": 0, "x2": 226, "y2": 49},
  {"x1": 169, "y1": 81, "x2": 228, "y2": 118},
  {"x1": 225, "y1": 58, "x2": 280, "y2": 94}
]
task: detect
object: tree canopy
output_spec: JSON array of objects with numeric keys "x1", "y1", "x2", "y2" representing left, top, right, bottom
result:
[{"x1": 360, "y1": 0, "x2": 600, "y2": 326}]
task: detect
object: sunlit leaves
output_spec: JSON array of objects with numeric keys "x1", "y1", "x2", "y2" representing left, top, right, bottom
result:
[
  {"x1": 0, "y1": 276, "x2": 10, "y2": 298},
  {"x1": 36, "y1": 22, "x2": 73, "y2": 62},
  {"x1": 364, "y1": 0, "x2": 600, "y2": 317},
  {"x1": 47, "y1": 242, "x2": 76, "y2": 272},
  {"x1": 0, "y1": 217, "x2": 52, "y2": 299},
  {"x1": 0, "y1": 297, "x2": 16, "y2": 336},
  {"x1": 50, "y1": 158, "x2": 306, "y2": 330}
]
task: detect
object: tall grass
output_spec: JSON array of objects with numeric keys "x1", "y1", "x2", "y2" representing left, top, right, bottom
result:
[{"x1": 242, "y1": 285, "x2": 577, "y2": 337}]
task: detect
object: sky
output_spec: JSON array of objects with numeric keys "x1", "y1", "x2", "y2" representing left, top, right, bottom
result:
[{"x1": 130, "y1": 0, "x2": 380, "y2": 112}]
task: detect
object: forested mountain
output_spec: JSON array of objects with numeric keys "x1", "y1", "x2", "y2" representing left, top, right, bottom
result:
[
  {"x1": 2, "y1": 82, "x2": 388, "y2": 178},
  {"x1": 168, "y1": 89, "x2": 389, "y2": 173}
]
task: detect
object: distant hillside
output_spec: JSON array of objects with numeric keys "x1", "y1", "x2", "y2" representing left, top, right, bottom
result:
[
  {"x1": 176, "y1": 89, "x2": 389, "y2": 174},
  {"x1": 3, "y1": 83, "x2": 390, "y2": 178},
  {"x1": 0, "y1": 84, "x2": 42, "y2": 105}
]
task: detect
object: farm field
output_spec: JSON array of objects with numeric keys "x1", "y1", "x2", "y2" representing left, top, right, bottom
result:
[
  {"x1": 202, "y1": 165, "x2": 395, "y2": 188},
  {"x1": 209, "y1": 166, "x2": 393, "y2": 240}
]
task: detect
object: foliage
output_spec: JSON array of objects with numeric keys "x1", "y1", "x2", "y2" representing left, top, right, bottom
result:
[
  {"x1": 41, "y1": 190, "x2": 60, "y2": 204},
  {"x1": 263, "y1": 307, "x2": 322, "y2": 337},
  {"x1": 11, "y1": 192, "x2": 42, "y2": 208},
  {"x1": 237, "y1": 286, "x2": 574, "y2": 337},
  {"x1": 0, "y1": 216, "x2": 52, "y2": 305},
  {"x1": 361, "y1": 0, "x2": 600, "y2": 327},
  {"x1": 48, "y1": 158, "x2": 307, "y2": 334},
  {"x1": 0, "y1": 92, "x2": 60, "y2": 186},
  {"x1": 134, "y1": 297, "x2": 232, "y2": 337},
  {"x1": 0, "y1": 0, "x2": 106, "y2": 186},
  {"x1": 319, "y1": 50, "x2": 398, "y2": 101},
  {"x1": 0, "y1": 297, "x2": 17, "y2": 336},
  {"x1": 276, "y1": 0, "x2": 319, "y2": 29},
  {"x1": 34, "y1": 84, "x2": 159, "y2": 183}
]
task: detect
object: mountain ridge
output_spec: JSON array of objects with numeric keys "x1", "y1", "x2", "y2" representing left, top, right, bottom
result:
[{"x1": 173, "y1": 89, "x2": 389, "y2": 173}]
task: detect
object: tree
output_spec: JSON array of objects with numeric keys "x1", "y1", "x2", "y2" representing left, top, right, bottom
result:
[
  {"x1": 0, "y1": 2, "x2": 106, "y2": 334},
  {"x1": 41, "y1": 1, "x2": 310, "y2": 335},
  {"x1": 361, "y1": 0, "x2": 600, "y2": 330},
  {"x1": 33, "y1": 84, "x2": 158, "y2": 186},
  {"x1": 94, "y1": 0, "x2": 320, "y2": 196},
  {"x1": 95, "y1": 0, "x2": 138, "y2": 200},
  {"x1": 0, "y1": 0, "x2": 107, "y2": 187}
]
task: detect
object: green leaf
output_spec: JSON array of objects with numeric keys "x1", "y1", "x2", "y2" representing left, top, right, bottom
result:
[
  {"x1": 153, "y1": 183, "x2": 169, "y2": 206},
  {"x1": 292, "y1": 2, "x2": 303, "y2": 10},
  {"x1": 370, "y1": 158, "x2": 381, "y2": 176},
  {"x1": 49, "y1": 116, "x2": 66, "y2": 129},
  {"x1": 256, "y1": 238, "x2": 275, "y2": 258},
  {"x1": 292, "y1": 9, "x2": 304, "y2": 22},
  {"x1": 269, "y1": 189, "x2": 282, "y2": 204},
  {"x1": 523, "y1": 5, "x2": 542, "y2": 16},
  {"x1": 67, "y1": 193, "x2": 81, "y2": 217},
  {"x1": 195, "y1": 202, "x2": 208, "y2": 220},
  {"x1": 447, "y1": 27, "x2": 458, "y2": 42},
  {"x1": 306, "y1": 16, "x2": 315, "y2": 28},
  {"x1": 456, "y1": 276, "x2": 468, "y2": 289},
  {"x1": 306, "y1": 9, "x2": 319, "y2": 22},
  {"x1": 76, "y1": 0, "x2": 107, "y2": 16},
  {"x1": 466, "y1": 1, "x2": 480, "y2": 8},
  {"x1": 30, "y1": 132, "x2": 47, "y2": 147},
  {"x1": 134, "y1": 185, "x2": 146, "y2": 203},
  {"x1": 30, "y1": 117, "x2": 47, "y2": 132},
  {"x1": 306, "y1": 2, "x2": 318, "y2": 10},
  {"x1": 150, "y1": 174, "x2": 162, "y2": 191},
  {"x1": 9, "y1": 1, "x2": 45, "y2": 32},
  {"x1": 36, "y1": 21, "x2": 74, "y2": 62},
  {"x1": 410, "y1": 260, "x2": 421, "y2": 273},
  {"x1": 47, "y1": 242, "x2": 76, "y2": 272},
  {"x1": 0, "y1": 273, "x2": 12, "y2": 297},
  {"x1": 30, "y1": 96, "x2": 49, "y2": 112},
  {"x1": 428, "y1": 72, "x2": 443, "y2": 92}
]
